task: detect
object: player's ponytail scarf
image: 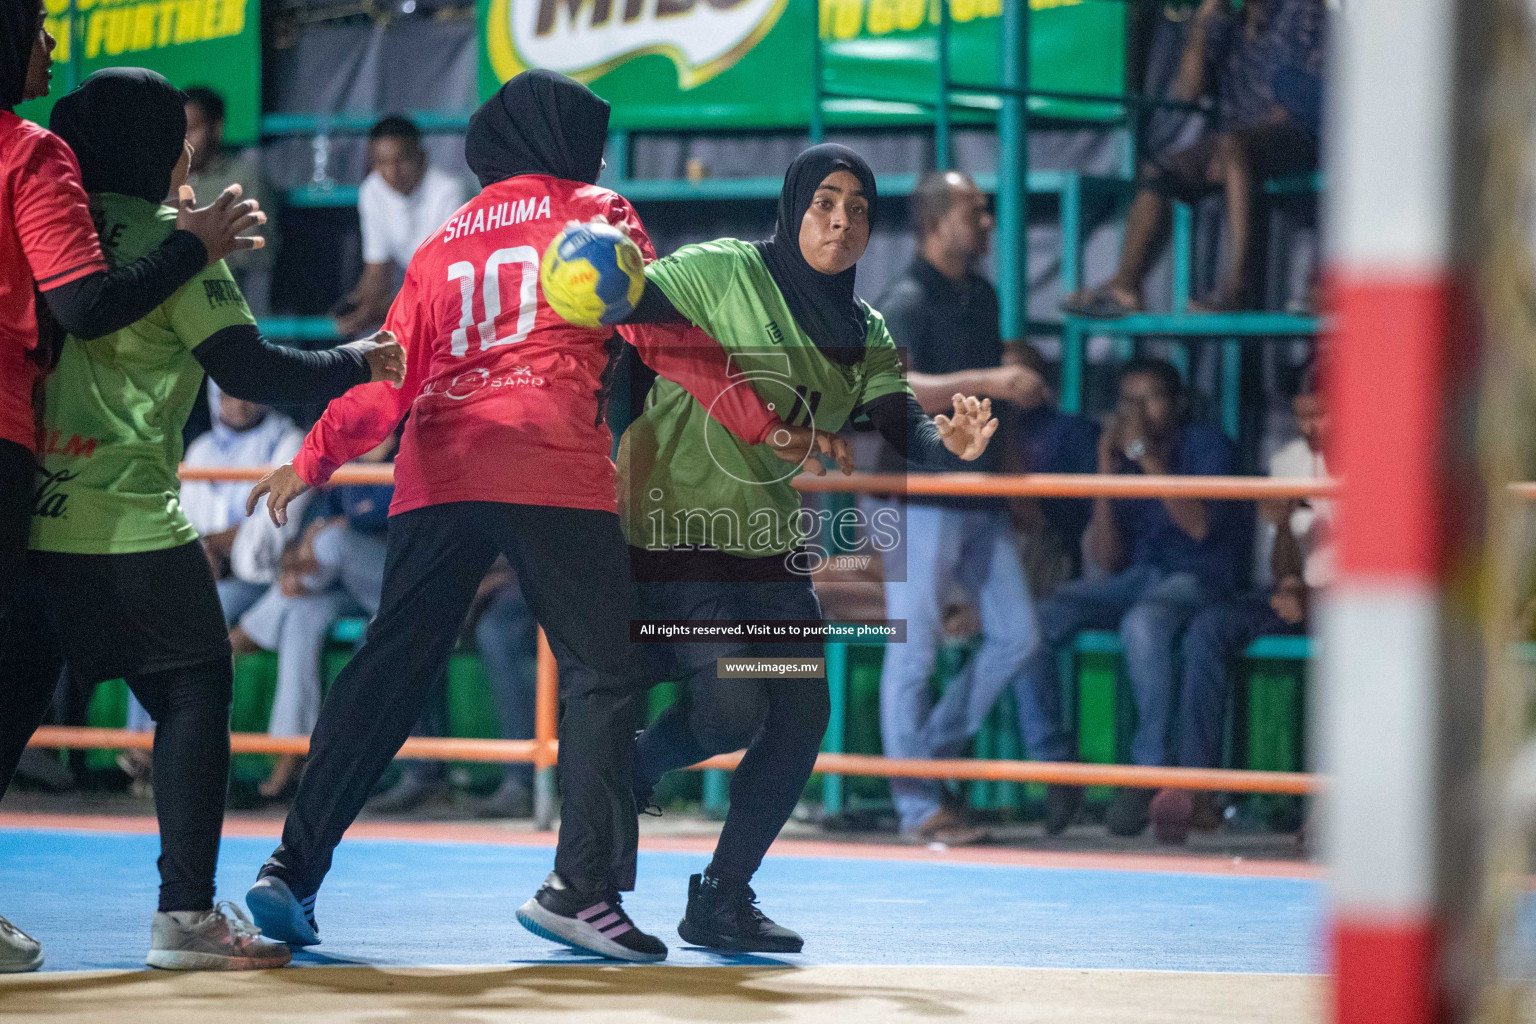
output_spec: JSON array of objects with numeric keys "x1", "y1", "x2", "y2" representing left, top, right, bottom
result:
[
  {"x1": 49, "y1": 68, "x2": 186, "y2": 204},
  {"x1": 755, "y1": 143, "x2": 878, "y2": 368},
  {"x1": 466, "y1": 69, "x2": 610, "y2": 188},
  {"x1": 1, "y1": 0, "x2": 40, "y2": 111}
]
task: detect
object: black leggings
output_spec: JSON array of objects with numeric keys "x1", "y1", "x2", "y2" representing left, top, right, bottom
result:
[
  {"x1": 635, "y1": 579, "x2": 830, "y2": 884},
  {"x1": 0, "y1": 638, "x2": 233, "y2": 912},
  {"x1": 266, "y1": 501, "x2": 645, "y2": 899},
  {"x1": 0, "y1": 531, "x2": 236, "y2": 914},
  {"x1": 0, "y1": 439, "x2": 32, "y2": 659}
]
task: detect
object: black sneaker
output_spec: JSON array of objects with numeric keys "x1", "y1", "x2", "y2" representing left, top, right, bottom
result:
[
  {"x1": 1043, "y1": 784, "x2": 1083, "y2": 836},
  {"x1": 677, "y1": 873, "x2": 803, "y2": 954},
  {"x1": 245, "y1": 868, "x2": 320, "y2": 947},
  {"x1": 516, "y1": 872, "x2": 667, "y2": 962},
  {"x1": 1105, "y1": 787, "x2": 1154, "y2": 837}
]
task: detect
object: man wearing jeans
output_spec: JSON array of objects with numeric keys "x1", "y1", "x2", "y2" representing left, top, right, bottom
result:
[
  {"x1": 1022, "y1": 358, "x2": 1247, "y2": 837},
  {"x1": 876, "y1": 171, "x2": 1050, "y2": 844},
  {"x1": 1150, "y1": 363, "x2": 1328, "y2": 843}
]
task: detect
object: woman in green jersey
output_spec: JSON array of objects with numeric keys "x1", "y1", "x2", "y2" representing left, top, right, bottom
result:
[
  {"x1": 611, "y1": 144, "x2": 996, "y2": 953},
  {"x1": 0, "y1": 69, "x2": 401, "y2": 971}
]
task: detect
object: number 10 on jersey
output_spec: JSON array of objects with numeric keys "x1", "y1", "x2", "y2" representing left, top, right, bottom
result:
[{"x1": 448, "y1": 245, "x2": 539, "y2": 357}]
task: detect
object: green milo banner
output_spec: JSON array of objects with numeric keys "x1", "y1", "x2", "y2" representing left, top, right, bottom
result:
[
  {"x1": 479, "y1": 0, "x2": 1126, "y2": 130},
  {"x1": 16, "y1": 0, "x2": 261, "y2": 144}
]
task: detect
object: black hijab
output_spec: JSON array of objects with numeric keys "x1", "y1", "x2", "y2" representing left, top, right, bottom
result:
[
  {"x1": 754, "y1": 143, "x2": 877, "y2": 366},
  {"x1": 1, "y1": 0, "x2": 40, "y2": 111},
  {"x1": 50, "y1": 68, "x2": 186, "y2": 204},
  {"x1": 466, "y1": 69, "x2": 609, "y2": 189}
]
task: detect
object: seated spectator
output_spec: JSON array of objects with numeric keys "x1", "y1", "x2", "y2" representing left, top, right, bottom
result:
[
  {"x1": 335, "y1": 116, "x2": 466, "y2": 336},
  {"x1": 182, "y1": 385, "x2": 306, "y2": 617},
  {"x1": 231, "y1": 435, "x2": 395, "y2": 799},
  {"x1": 1151, "y1": 362, "x2": 1328, "y2": 843},
  {"x1": 875, "y1": 170, "x2": 1051, "y2": 846},
  {"x1": 121, "y1": 387, "x2": 304, "y2": 779},
  {"x1": 182, "y1": 86, "x2": 275, "y2": 315},
  {"x1": 1020, "y1": 358, "x2": 1248, "y2": 837},
  {"x1": 470, "y1": 562, "x2": 538, "y2": 819},
  {"x1": 1062, "y1": 0, "x2": 1325, "y2": 316},
  {"x1": 1012, "y1": 349, "x2": 1104, "y2": 593}
]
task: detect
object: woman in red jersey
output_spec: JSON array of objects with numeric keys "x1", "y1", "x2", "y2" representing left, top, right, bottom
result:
[
  {"x1": 0, "y1": 0, "x2": 265, "y2": 973},
  {"x1": 242, "y1": 70, "x2": 828, "y2": 963}
]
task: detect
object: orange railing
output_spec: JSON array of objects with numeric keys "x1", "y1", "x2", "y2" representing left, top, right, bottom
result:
[{"x1": 24, "y1": 466, "x2": 1375, "y2": 809}]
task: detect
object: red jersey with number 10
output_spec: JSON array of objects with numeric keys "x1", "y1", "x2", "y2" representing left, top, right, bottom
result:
[{"x1": 292, "y1": 174, "x2": 778, "y2": 515}]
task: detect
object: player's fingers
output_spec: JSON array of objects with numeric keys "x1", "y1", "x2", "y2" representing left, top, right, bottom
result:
[
  {"x1": 230, "y1": 236, "x2": 266, "y2": 251},
  {"x1": 981, "y1": 416, "x2": 1000, "y2": 439},
  {"x1": 177, "y1": 184, "x2": 196, "y2": 211},
  {"x1": 950, "y1": 393, "x2": 966, "y2": 415},
  {"x1": 229, "y1": 211, "x2": 265, "y2": 236},
  {"x1": 933, "y1": 413, "x2": 953, "y2": 437},
  {"x1": 212, "y1": 183, "x2": 243, "y2": 210},
  {"x1": 801, "y1": 456, "x2": 827, "y2": 477},
  {"x1": 246, "y1": 480, "x2": 270, "y2": 516},
  {"x1": 978, "y1": 397, "x2": 992, "y2": 419},
  {"x1": 832, "y1": 437, "x2": 856, "y2": 475}
]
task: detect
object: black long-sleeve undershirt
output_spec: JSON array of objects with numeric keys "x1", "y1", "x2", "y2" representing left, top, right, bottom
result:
[
  {"x1": 40, "y1": 231, "x2": 207, "y2": 340},
  {"x1": 192, "y1": 325, "x2": 370, "y2": 406},
  {"x1": 624, "y1": 280, "x2": 690, "y2": 325},
  {"x1": 857, "y1": 392, "x2": 970, "y2": 473}
]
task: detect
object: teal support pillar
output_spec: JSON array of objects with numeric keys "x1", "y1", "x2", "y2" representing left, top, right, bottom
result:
[
  {"x1": 810, "y1": 0, "x2": 825, "y2": 144},
  {"x1": 1220, "y1": 338, "x2": 1242, "y2": 441},
  {"x1": 935, "y1": 0, "x2": 951, "y2": 170},
  {"x1": 996, "y1": 0, "x2": 1029, "y2": 342},
  {"x1": 703, "y1": 769, "x2": 729, "y2": 820},
  {"x1": 1172, "y1": 201, "x2": 1193, "y2": 313},
  {"x1": 821, "y1": 641, "x2": 849, "y2": 816}
]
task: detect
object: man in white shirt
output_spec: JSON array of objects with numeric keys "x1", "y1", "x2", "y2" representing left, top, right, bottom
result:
[
  {"x1": 336, "y1": 116, "x2": 466, "y2": 336},
  {"x1": 1149, "y1": 362, "x2": 1329, "y2": 844}
]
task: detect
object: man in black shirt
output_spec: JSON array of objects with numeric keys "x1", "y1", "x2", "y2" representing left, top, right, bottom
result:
[{"x1": 875, "y1": 171, "x2": 1047, "y2": 844}]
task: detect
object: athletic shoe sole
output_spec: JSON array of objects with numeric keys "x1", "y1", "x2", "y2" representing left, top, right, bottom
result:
[
  {"x1": 515, "y1": 898, "x2": 666, "y2": 963},
  {"x1": 146, "y1": 948, "x2": 292, "y2": 971},
  {"x1": 245, "y1": 877, "x2": 320, "y2": 947},
  {"x1": 676, "y1": 916, "x2": 803, "y2": 954},
  {"x1": 0, "y1": 950, "x2": 43, "y2": 973}
]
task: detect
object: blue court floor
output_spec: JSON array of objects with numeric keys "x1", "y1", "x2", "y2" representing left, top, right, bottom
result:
[{"x1": 0, "y1": 827, "x2": 1323, "y2": 975}]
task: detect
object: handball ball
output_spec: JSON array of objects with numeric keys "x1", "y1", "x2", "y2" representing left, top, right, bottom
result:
[{"x1": 540, "y1": 221, "x2": 646, "y2": 328}]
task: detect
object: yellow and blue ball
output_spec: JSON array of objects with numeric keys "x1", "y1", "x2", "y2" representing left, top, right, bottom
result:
[{"x1": 539, "y1": 221, "x2": 646, "y2": 328}]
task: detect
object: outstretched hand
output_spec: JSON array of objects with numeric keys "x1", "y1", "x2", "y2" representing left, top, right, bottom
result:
[
  {"x1": 176, "y1": 184, "x2": 266, "y2": 264},
  {"x1": 934, "y1": 393, "x2": 998, "y2": 461},
  {"x1": 246, "y1": 463, "x2": 311, "y2": 528},
  {"x1": 340, "y1": 329, "x2": 406, "y2": 388},
  {"x1": 765, "y1": 423, "x2": 854, "y2": 476}
]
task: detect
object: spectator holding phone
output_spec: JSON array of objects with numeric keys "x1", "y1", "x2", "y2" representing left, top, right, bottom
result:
[
  {"x1": 1151, "y1": 361, "x2": 1328, "y2": 843},
  {"x1": 1017, "y1": 358, "x2": 1248, "y2": 838}
]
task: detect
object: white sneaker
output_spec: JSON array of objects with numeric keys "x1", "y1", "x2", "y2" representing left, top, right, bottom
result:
[
  {"x1": 146, "y1": 902, "x2": 292, "y2": 971},
  {"x1": 0, "y1": 914, "x2": 42, "y2": 973}
]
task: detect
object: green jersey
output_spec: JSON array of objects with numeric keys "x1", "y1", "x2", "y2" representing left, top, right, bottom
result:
[
  {"x1": 618, "y1": 238, "x2": 910, "y2": 559},
  {"x1": 31, "y1": 193, "x2": 256, "y2": 555}
]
